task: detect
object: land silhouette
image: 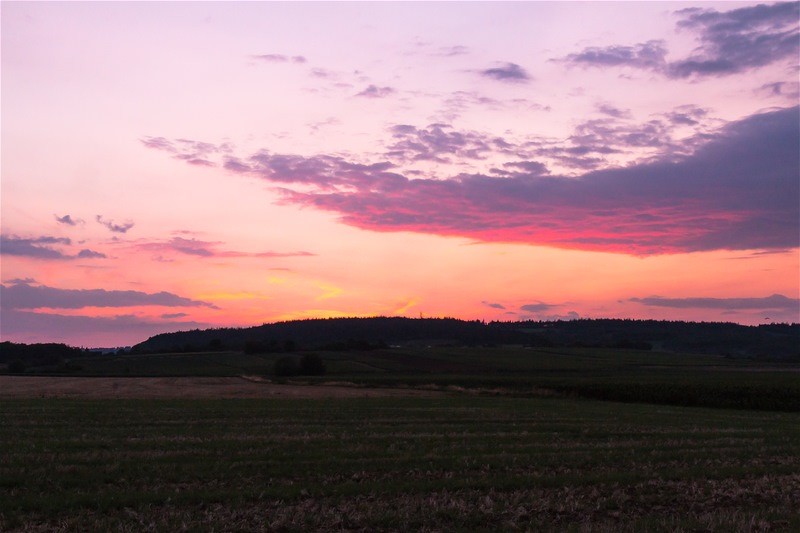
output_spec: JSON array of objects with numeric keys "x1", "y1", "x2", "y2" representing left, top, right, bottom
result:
[{"x1": 129, "y1": 317, "x2": 799, "y2": 359}]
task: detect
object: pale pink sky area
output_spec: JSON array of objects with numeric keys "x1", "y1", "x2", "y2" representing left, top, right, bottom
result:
[{"x1": 2, "y1": 1, "x2": 799, "y2": 347}]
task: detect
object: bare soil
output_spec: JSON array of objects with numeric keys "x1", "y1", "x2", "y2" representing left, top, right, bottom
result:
[{"x1": 0, "y1": 375, "x2": 444, "y2": 399}]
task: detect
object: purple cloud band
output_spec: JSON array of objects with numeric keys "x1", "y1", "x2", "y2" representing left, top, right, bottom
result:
[
  {"x1": 145, "y1": 106, "x2": 799, "y2": 255},
  {"x1": 1, "y1": 235, "x2": 106, "y2": 260},
  {"x1": 630, "y1": 294, "x2": 799, "y2": 311},
  {"x1": 1, "y1": 281, "x2": 218, "y2": 310}
]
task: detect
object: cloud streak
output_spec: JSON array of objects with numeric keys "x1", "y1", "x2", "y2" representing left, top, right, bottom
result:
[
  {"x1": 1, "y1": 309, "x2": 210, "y2": 346},
  {"x1": 630, "y1": 294, "x2": 799, "y2": 311},
  {"x1": 1, "y1": 235, "x2": 105, "y2": 260},
  {"x1": 520, "y1": 302, "x2": 556, "y2": 313},
  {"x1": 1, "y1": 280, "x2": 218, "y2": 310},
  {"x1": 563, "y1": 41, "x2": 667, "y2": 71},
  {"x1": 252, "y1": 54, "x2": 306, "y2": 64},
  {"x1": 136, "y1": 237, "x2": 315, "y2": 259}
]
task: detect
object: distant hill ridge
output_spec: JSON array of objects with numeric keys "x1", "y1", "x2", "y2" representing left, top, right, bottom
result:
[{"x1": 132, "y1": 317, "x2": 799, "y2": 360}]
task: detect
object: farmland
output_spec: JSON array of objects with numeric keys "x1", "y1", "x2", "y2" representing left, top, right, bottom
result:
[
  {"x1": 2, "y1": 343, "x2": 799, "y2": 530},
  {"x1": 2, "y1": 396, "x2": 798, "y2": 531},
  {"x1": 31, "y1": 344, "x2": 800, "y2": 411}
]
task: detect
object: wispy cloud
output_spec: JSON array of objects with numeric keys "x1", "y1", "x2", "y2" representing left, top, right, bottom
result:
[
  {"x1": 139, "y1": 137, "x2": 231, "y2": 167},
  {"x1": 251, "y1": 54, "x2": 306, "y2": 64},
  {"x1": 436, "y1": 45, "x2": 469, "y2": 57},
  {"x1": 355, "y1": 85, "x2": 396, "y2": 98},
  {"x1": 96, "y1": 215, "x2": 134, "y2": 234},
  {"x1": 1, "y1": 309, "x2": 210, "y2": 346},
  {"x1": 562, "y1": 41, "x2": 667, "y2": 71},
  {"x1": 1, "y1": 280, "x2": 219, "y2": 310},
  {"x1": 161, "y1": 312, "x2": 188, "y2": 319},
  {"x1": 386, "y1": 123, "x2": 497, "y2": 162},
  {"x1": 481, "y1": 301, "x2": 506, "y2": 310},
  {"x1": 55, "y1": 214, "x2": 82, "y2": 226},
  {"x1": 136, "y1": 237, "x2": 315, "y2": 259}
]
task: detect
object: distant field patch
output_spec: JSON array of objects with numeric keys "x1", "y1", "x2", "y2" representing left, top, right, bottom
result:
[{"x1": 0, "y1": 376, "x2": 444, "y2": 399}]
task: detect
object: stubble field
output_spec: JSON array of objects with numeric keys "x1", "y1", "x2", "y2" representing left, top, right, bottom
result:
[{"x1": 2, "y1": 395, "x2": 798, "y2": 531}]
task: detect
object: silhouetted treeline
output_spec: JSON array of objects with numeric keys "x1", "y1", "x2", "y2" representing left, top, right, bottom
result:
[
  {"x1": 131, "y1": 317, "x2": 799, "y2": 360},
  {"x1": 0, "y1": 341, "x2": 87, "y2": 372}
]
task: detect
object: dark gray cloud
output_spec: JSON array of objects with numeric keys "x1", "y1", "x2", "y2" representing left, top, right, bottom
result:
[
  {"x1": 55, "y1": 214, "x2": 81, "y2": 226},
  {"x1": 480, "y1": 62, "x2": 531, "y2": 82},
  {"x1": 520, "y1": 302, "x2": 556, "y2": 313},
  {"x1": 76, "y1": 249, "x2": 107, "y2": 259},
  {"x1": 1, "y1": 280, "x2": 218, "y2": 310},
  {"x1": 0, "y1": 235, "x2": 104, "y2": 261},
  {"x1": 96, "y1": 215, "x2": 134, "y2": 234},
  {"x1": 1, "y1": 235, "x2": 71, "y2": 259},
  {"x1": 161, "y1": 312, "x2": 188, "y2": 319},
  {"x1": 630, "y1": 294, "x2": 799, "y2": 311},
  {"x1": 561, "y1": 3, "x2": 799, "y2": 78},
  {"x1": 669, "y1": 2, "x2": 799, "y2": 78},
  {"x1": 481, "y1": 301, "x2": 506, "y2": 310},
  {"x1": 355, "y1": 85, "x2": 396, "y2": 98}
]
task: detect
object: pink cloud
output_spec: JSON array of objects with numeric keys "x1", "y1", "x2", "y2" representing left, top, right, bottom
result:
[{"x1": 148, "y1": 106, "x2": 799, "y2": 255}]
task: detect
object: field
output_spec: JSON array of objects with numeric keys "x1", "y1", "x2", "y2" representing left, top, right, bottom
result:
[
  {"x1": 1, "y1": 396, "x2": 798, "y2": 531},
  {"x1": 2, "y1": 345, "x2": 798, "y2": 530},
  {"x1": 57, "y1": 345, "x2": 800, "y2": 411}
]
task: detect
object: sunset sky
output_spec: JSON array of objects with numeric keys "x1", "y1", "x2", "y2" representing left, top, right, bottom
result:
[{"x1": 2, "y1": 1, "x2": 799, "y2": 347}]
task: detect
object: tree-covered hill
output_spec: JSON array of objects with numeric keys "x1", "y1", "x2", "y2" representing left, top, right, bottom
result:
[{"x1": 131, "y1": 317, "x2": 799, "y2": 360}]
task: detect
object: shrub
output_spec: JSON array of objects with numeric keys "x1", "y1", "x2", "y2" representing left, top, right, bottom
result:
[
  {"x1": 300, "y1": 353, "x2": 326, "y2": 376},
  {"x1": 273, "y1": 353, "x2": 326, "y2": 377},
  {"x1": 273, "y1": 355, "x2": 301, "y2": 377},
  {"x1": 8, "y1": 360, "x2": 26, "y2": 374}
]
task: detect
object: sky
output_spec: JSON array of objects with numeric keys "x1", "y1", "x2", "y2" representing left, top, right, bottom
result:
[{"x1": 2, "y1": 1, "x2": 799, "y2": 347}]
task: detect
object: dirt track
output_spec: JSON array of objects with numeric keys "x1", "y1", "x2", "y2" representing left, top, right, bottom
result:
[{"x1": 0, "y1": 376, "x2": 444, "y2": 399}]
